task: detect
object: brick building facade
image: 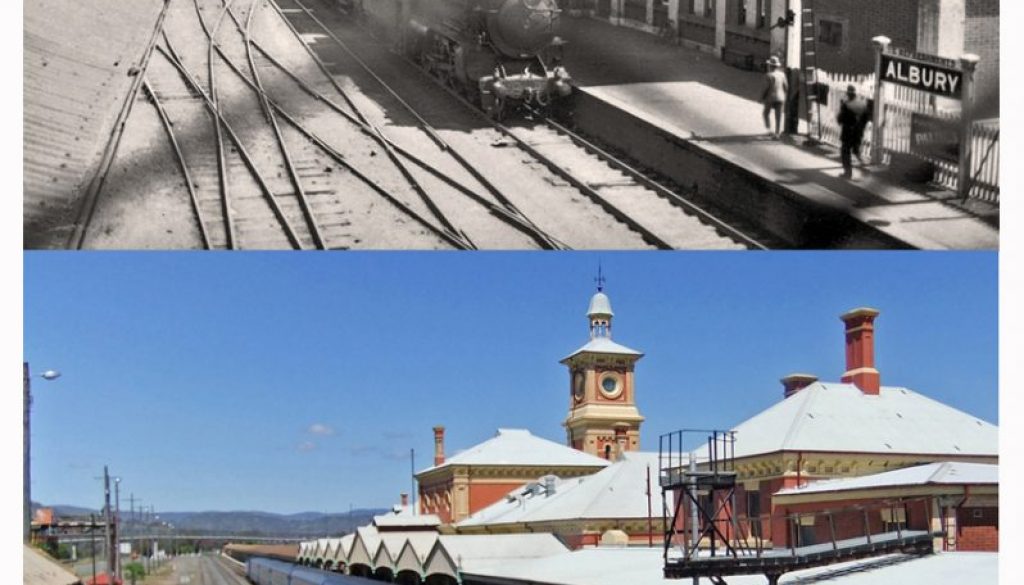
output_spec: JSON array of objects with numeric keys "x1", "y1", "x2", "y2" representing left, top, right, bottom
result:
[
  {"x1": 669, "y1": 307, "x2": 998, "y2": 552},
  {"x1": 586, "y1": 0, "x2": 998, "y2": 112}
]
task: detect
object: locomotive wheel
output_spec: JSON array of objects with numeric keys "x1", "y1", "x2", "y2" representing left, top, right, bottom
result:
[{"x1": 489, "y1": 96, "x2": 506, "y2": 122}]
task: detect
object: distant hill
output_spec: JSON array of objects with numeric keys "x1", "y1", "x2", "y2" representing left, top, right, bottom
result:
[
  {"x1": 155, "y1": 510, "x2": 388, "y2": 536},
  {"x1": 36, "y1": 502, "x2": 388, "y2": 537}
]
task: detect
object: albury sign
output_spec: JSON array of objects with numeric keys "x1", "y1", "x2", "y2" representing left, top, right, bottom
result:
[{"x1": 880, "y1": 53, "x2": 962, "y2": 98}]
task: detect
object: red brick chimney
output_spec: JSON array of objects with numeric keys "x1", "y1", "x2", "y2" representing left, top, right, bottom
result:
[
  {"x1": 840, "y1": 308, "x2": 881, "y2": 395},
  {"x1": 781, "y1": 373, "x2": 819, "y2": 398},
  {"x1": 400, "y1": 493, "x2": 409, "y2": 507},
  {"x1": 433, "y1": 425, "x2": 445, "y2": 466}
]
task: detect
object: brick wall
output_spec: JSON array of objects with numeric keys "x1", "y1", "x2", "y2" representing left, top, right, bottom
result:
[
  {"x1": 965, "y1": 0, "x2": 999, "y2": 116},
  {"x1": 468, "y1": 482, "x2": 526, "y2": 515},
  {"x1": 812, "y1": 0, "x2": 918, "y2": 74},
  {"x1": 957, "y1": 506, "x2": 999, "y2": 551}
]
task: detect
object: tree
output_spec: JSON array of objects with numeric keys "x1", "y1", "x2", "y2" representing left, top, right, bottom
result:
[{"x1": 123, "y1": 562, "x2": 145, "y2": 585}]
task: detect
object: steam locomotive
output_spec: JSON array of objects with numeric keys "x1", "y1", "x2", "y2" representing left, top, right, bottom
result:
[{"x1": 365, "y1": 0, "x2": 572, "y2": 119}]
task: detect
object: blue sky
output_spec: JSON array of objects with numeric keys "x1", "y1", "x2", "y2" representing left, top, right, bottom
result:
[{"x1": 22, "y1": 251, "x2": 997, "y2": 514}]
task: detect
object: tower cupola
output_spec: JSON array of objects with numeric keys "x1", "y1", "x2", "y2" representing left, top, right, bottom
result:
[{"x1": 588, "y1": 290, "x2": 613, "y2": 338}]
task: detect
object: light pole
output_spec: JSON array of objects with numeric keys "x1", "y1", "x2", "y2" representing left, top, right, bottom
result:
[{"x1": 24, "y1": 362, "x2": 61, "y2": 543}]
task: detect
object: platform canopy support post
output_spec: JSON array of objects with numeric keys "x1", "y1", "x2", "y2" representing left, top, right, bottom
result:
[
  {"x1": 870, "y1": 36, "x2": 890, "y2": 165},
  {"x1": 957, "y1": 53, "x2": 979, "y2": 201}
]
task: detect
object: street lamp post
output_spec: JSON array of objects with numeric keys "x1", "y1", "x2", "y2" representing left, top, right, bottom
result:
[{"x1": 24, "y1": 362, "x2": 61, "y2": 543}]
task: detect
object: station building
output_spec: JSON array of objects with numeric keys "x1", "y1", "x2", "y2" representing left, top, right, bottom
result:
[
  {"x1": 454, "y1": 451, "x2": 664, "y2": 548},
  {"x1": 416, "y1": 286, "x2": 646, "y2": 524},
  {"x1": 294, "y1": 287, "x2": 998, "y2": 584},
  {"x1": 671, "y1": 307, "x2": 998, "y2": 552},
  {"x1": 415, "y1": 428, "x2": 609, "y2": 524},
  {"x1": 584, "y1": 0, "x2": 998, "y2": 114}
]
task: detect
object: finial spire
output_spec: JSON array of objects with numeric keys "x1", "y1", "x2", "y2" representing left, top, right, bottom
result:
[{"x1": 595, "y1": 262, "x2": 606, "y2": 292}]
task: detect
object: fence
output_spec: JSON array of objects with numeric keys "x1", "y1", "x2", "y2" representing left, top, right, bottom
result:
[{"x1": 811, "y1": 70, "x2": 999, "y2": 204}]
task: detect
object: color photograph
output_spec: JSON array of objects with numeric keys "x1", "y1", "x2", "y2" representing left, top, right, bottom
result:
[{"x1": 21, "y1": 251, "x2": 1001, "y2": 584}]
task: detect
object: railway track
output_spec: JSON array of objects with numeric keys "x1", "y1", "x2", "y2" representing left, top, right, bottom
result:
[
  {"x1": 68, "y1": 0, "x2": 771, "y2": 249},
  {"x1": 280, "y1": 0, "x2": 768, "y2": 250}
]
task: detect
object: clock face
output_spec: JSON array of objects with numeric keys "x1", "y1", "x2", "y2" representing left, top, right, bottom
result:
[
  {"x1": 599, "y1": 372, "x2": 623, "y2": 398},
  {"x1": 573, "y1": 373, "x2": 585, "y2": 401}
]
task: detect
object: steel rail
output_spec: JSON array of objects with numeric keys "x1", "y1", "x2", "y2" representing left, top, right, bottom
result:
[
  {"x1": 67, "y1": 0, "x2": 172, "y2": 249},
  {"x1": 257, "y1": 0, "x2": 476, "y2": 249},
  {"x1": 225, "y1": 37, "x2": 563, "y2": 250},
  {"x1": 157, "y1": 42, "x2": 469, "y2": 249},
  {"x1": 272, "y1": 0, "x2": 565, "y2": 250},
  {"x1": 394, "y1": 52, "x2": 677, "y2": 249},
  {"x1": 193, "y1": 0, "x2": 239, "y2": 248},
  {"x1": 157, "y1": 37, "x2": 300, "y2": 250},
  {"x1": 531, "y1": 110, "x2": 770, "y2": 250},
  {"x1": 402, "y1": 52, "x2": 767, "y2": 250},
  {"x1": 141, "y1": 79, "x2": 213, "y2": 249},
  {"x1": 177, "y1": 42, "x2": 471, "y2": 250},
  {"x1": 204, "y1": 43, "x2": 538, "y2": 251},
  {"x1": 178, "y1": 34, "x2": 471, "y2": 251},
  {"x1": 189, "y1": 0, "x2": 306, "y2": 249},
  {"x1": 236, "y1": 0, "x2": 327, "y2": 249}
]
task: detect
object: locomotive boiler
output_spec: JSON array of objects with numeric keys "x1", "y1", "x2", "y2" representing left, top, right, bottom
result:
[{"x1": 399, "y1": 0, "x2": 572, "y2": 118}]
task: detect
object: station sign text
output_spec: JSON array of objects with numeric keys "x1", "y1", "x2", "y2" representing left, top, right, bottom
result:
[{"x1": 880, "y1": 54, "x2": 962, "y2": 98}]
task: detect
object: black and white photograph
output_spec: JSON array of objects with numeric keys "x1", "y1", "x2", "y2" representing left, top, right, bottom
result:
[{"x1": 22, "y1": 0, "x2": 1000, "y2": 249}]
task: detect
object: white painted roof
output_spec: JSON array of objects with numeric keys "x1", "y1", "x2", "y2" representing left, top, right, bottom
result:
[
  {"x1": 425, "y1": 533, "x2": 569, "y2": 577},
  {"x1": 330, "y1": 533, "x2": 355, "y2": 562},
  {"x1": 23, "y1": 545, "x2": 80, "y2": 585},
  {"x1": 373, "y1": 505, "x2": 441, "y2": 528},
  {"x1": 348, "y1": 525, "x2": 381, "y2": 566},
  {"x1": 399, "y1": 532, "x2": 440, "y2": 561},
  {"x1": 563, "y1": 336, "x2": 643, "y2": 360},
  {"x1": 418, "y1": 429, "x2": 609, "y2": 474},
  {"x1": 395, "y1": 533, "x2": 440, "y2": 575},
  {"x1": 588, "y1": 291, "x2": 613, "y2": 316},
  {"x1": 462, "y1": 547, "x2": 997, "y2": 585},
  {"x1": 458, "y1": 452, "x2": 660, "y2": 527},
  {"x1": 712, "y1": 383, "x2": 997, "y2": 459},
  {"x1": 776, "y1": 461, "x2": 998, "y2": 496}
]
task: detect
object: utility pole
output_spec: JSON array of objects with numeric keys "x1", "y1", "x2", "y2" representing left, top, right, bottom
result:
[
  {"x1": 24, "y1": 364, "x2": 32, "y2": 544},
  {"x1": 104, "y1": 466, "x2": 115, "y2": 582},
  {"x1": 410, "y1": 448, "x2": 416, "y2": 515},
  {"x1": 114, "y1": 477, "x2": 122, "y2": 581},
  {"x1": 23, "y1": 363, "x2": 61, "y2": 543},
  {"x1": 90, "y1": 513, "x2": 97, "y2": 585}
]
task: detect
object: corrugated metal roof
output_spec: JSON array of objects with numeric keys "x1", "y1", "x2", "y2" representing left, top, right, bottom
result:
[
  {"x1": 463, "y1": 547, "x2": 997, "y2": 585},
  {"x1": 587, "y1": 292, "x2": 614, "y2": 316},
  {"x1": 712, "y1": 383, "x2": 997, "y2": 460},
  {"x1": 562, "y1": 337, "x2": 642, "y2": 361},
  {"x1": 418, "y1": 429, "x2": 609, "y2": 474},
  {"x1": 373, "y1": 505, "x2": 441, "y2": 528},
  {"x1": 775, "y1": 461, "x2": 998, "y2": 496},
  {"x1": 23, "y1": 546, "x2": 81, "y2": 585},
  {"x1": 458, "y1": 452, "x2": 659, "y2": 527},
  {"x1": 425, "y1": 534, "x2": 569, "y2": 578}
]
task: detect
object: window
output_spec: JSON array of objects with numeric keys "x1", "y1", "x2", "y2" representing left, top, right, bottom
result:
[
  {"x1": 747, "y1": 491, "x2": 762, "y2": 538},
  {"x1": 688, "y1": 0, "x2": 696, "y2": 14},
  {"x1": 818, "y1": 18, "x2": 844, "y2": 47},
  {"x1": 737, "y1": 0, "x2": 747, "y2": 25},
  {"x1": 756, "y1": 0, "x2": 768, "y2": 28}
]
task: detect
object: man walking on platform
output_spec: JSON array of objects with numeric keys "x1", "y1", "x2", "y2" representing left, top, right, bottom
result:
[
  {"x1": 761, "y1": 56, "x2": 788, "y2": 139},
  {"x1": 837, "y1": 84, "x2": 870, "y2": 178}
]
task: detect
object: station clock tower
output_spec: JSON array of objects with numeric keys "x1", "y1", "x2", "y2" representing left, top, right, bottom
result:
[{"x1": 561, "y1": 281, "x2": 644, "y2": 459}]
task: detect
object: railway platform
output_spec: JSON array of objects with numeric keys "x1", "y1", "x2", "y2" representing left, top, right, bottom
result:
[{"x1": 559, "y1": 16, "x2": 999, "y2": 249}]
